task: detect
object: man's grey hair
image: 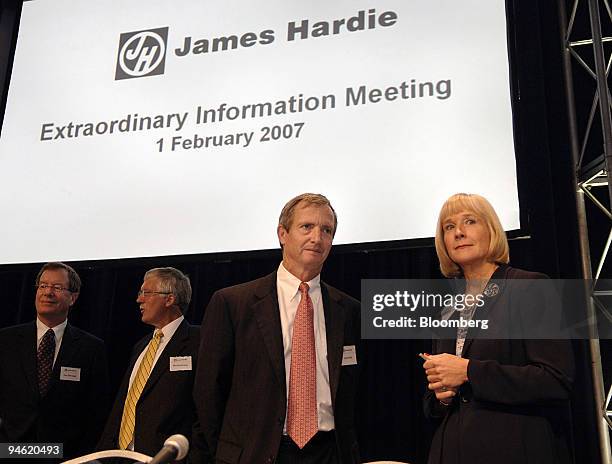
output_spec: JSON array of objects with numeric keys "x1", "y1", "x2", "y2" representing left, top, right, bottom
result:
[{"x1": 144, "y1": 267, "x2": 192, "y2": 313}]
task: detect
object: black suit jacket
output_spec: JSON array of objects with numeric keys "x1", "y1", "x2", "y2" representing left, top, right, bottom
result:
[
  {"x1": 424, "y1": 265, "x2": 574, "y2": 464},
  {"x1": 193, "y1": 271, "x2": 361, "y2": 464},
  {"x1": 98, "y1": 319, "x2": 200, "y2": 459},
  {"x1": 0, "y1": 321, "x2": 110, "y2": 460}
]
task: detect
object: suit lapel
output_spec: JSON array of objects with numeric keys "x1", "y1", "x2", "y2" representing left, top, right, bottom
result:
[
  {"x1": 128, "y1": 337, "x2": 150, "y2": 376},
  {"x1": 114, "y1": 336, "x2": 149, "y2": 403},
  {"x1": 49, "y1": 324, "x2": 79, "y2": 391},
  {"x1": 19, "y1": 322, "x2": 39, "y2": 399},
  {"x1": 140, "y1": 319, "x2": 189, "y2": 399},
  {"x1": 253, "y1": 272, "x2": 286, "y2": 395},
  {"x1": 322, "y1": 283, "x2": 345, "y2": 406},
  {"x1": 461, "y1": 264, "x2": 509, "y2": 357}
]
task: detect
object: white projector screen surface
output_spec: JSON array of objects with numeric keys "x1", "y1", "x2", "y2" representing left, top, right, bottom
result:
[{"x1": 0, "y1": 0, "x2": 519, "y2": 263}]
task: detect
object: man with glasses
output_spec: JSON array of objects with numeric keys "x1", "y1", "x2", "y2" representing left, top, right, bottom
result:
[
  {"x1": 98, "y1": 267, "x2": 202, "y2": 460},
  {"x1": 0, "y1": 262, "x2": 110, "y2": 460}
]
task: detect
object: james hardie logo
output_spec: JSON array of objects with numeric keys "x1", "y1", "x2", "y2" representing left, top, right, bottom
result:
[{"x1": 115, "y1": 27, "x2": 169, "y2": 80}]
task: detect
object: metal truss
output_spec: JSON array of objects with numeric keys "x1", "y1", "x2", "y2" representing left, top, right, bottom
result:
[{"x1": 559, "y1": 0, "x2": 612, "y2": 461}]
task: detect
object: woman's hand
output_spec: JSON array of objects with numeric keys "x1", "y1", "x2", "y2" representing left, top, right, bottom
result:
[
  {"x1": 423, "y1": 353, "x2": 469, "y2": 394},
  {"x1": 433, "y1": 385, "x2": 457, "y2": 404}
]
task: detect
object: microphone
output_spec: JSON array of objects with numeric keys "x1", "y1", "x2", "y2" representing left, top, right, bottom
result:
[{"x1": 148, "y1": 434, "x2": 189, "y2": 464}]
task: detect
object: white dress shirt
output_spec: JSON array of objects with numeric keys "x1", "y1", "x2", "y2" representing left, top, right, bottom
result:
[
  {"x1": 277, "y1": 262, "x2": 334, "y2": 433},
  {"x1": 127, "y1": 315, "x2": 184, "y2": 390}
]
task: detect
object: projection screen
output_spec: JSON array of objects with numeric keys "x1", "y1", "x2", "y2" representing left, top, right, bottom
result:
[{"x1": 0, "y1": 0, "x2": 519, "y2": 263}]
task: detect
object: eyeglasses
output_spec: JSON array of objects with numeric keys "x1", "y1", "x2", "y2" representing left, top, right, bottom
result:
[
  {"x1": 137, "y1": 290, "x2": 172, "y2": 298},
  {"x1": 36, "y1": 283, "x2": 72, "y2": 293}
]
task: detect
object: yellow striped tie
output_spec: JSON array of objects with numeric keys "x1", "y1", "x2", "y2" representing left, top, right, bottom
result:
[{"x1": 118, "y1": 329, "x2": 163, "y2": 449}]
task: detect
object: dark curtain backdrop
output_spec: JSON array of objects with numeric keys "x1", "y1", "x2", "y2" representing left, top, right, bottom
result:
[
  {"x1": 0, "y1": 243, "x2": 605, "y2": 463},
  {"x1": 0, "y1": 0, "x2": 610, "y2": 463}
]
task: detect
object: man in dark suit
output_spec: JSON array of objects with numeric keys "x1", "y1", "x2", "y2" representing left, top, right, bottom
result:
[
  {"x1": 194, "y1": 193, "x2": 361, "y2": 464},
  {"x1": 0, "y1": 262, "x2": 110, "y2": 461},
  {"x1": 98, "y1": 267, "x2": 201, "y2": 460}
]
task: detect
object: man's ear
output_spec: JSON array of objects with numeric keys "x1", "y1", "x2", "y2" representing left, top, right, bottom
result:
[
  {"x1": 69, "y1": 292, "x2": 79, "y2": 307},
  {"x1": 165, "y1": 293, "x2": 176, "y2": 308},
  {"x1": 277, "y1": 225, "x2": 287, "y2": 246}
]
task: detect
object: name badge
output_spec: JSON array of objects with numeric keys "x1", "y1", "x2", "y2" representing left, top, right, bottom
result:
[
  {"x1": 342, "y1": 345, "x2": 357, "y2": 366},
  {"x1": 170, "y1": 356, "x2": 192, "y2": 371},
  {"x1": 60, "y1": 366, "x2": 81, "y2": 381}
]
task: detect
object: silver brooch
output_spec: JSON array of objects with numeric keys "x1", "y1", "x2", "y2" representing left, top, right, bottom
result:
[{"x1": 483, "y1": 282, "x2": 499, "y2": 297}]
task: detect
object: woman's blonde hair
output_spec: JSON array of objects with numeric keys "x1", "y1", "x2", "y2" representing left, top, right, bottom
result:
[{"x1": 434, "y1": 193, "x2": 509, "y2": 277}]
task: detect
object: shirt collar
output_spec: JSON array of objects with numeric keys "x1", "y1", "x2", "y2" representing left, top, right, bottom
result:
[
  {"x1": 277, "y1": 262, "x2": 321, "y2": 301},
  {"x1": 36, "y1": 317, "x2": 67, "y2": 342},
  {"x1": 156, "y1": 315, "x2": 184, "y2": 340}
]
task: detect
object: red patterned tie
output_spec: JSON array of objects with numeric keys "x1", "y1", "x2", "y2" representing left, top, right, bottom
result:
[
  {"x1": 37, "y1": 329, "x2": 55, "y2": 397},
  {"x1": 287, "y1": 282, "x2": 318, "y2": 448}
]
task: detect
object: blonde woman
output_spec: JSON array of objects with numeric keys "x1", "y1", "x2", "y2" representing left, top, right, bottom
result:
[{"x1": 423, "y1": 193, "x2": 574, "y2": 464}]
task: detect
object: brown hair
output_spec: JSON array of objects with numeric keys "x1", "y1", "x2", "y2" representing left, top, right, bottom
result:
[
  {"x1": 278, "y1": 193, "x2": 338, "y2": 236},
  {"x1": 36, "y1": 262, "x2": 82, "y2": 293}
]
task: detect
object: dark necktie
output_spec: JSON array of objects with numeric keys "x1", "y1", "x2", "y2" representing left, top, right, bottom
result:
[{"x1": 37, "y1": 328, "x2": 55, "y2": 397}]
